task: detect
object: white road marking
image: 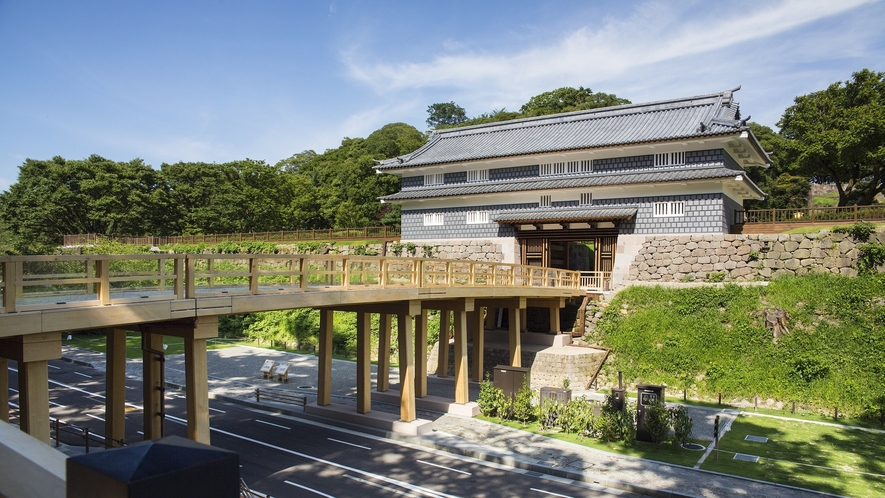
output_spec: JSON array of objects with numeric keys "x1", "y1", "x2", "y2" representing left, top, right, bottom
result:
[
  {"x1": 74, "y1": 372, "x2": 92, "y2": 379},
  {"x1": 9, "y1": 402, "x2": 18, "y2": 408},
  {"x1": 284, "y1": 480, "x2": 335, "y2": 497},
  {"x1": 417, "y1": 460, "x2": 471, "y2": 476},
  {"x1": 208, "y1": 407, "x2": 226, "y2": 413},
  {"x1": 136, "y1": 431, "x2": 144, "y2": 435},
  {"x1": 343, "y1": 474, "x2": 420, "y2": 497},
  {"x1": 49, "y1": 401, "x2": 66, "y2": 408},
  {"x1": 255, "y1": 419, "x2": 290, "y2": 430},
  {"x1": 531, "y1": 488, "x2": 573, "y2": 498},
  {"x1": 8, "y1": 388, "x2": 18, "y2": 393},
  {"x1": 87, "y1": 414, "x2": 105, "y2": 422},
  {"x1": 328, "y1": 438, "x2": 371, "y2": 450},
  {"x1": 92, "y1": 433, "x2": 105, "y2": 440},
  {"x1": 48, "y1": 364, "x2": 60, "y2": 370}
]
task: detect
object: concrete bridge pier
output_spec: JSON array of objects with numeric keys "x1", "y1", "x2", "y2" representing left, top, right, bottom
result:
[{"x1": 0, "y1": 332, "x2": 62, "y2": 444}]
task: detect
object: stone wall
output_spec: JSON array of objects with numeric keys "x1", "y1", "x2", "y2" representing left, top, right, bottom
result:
[{"x1": 628, "y1": 231, "x2": 885, "y2": 283}]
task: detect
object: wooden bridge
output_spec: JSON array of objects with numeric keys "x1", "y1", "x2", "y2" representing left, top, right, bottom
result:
[{"x1": 0, "y1": 254, "x2": 583, "y2": 446}]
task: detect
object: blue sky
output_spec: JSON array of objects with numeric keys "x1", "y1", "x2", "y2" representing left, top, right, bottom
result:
[{"x1": 1, "y1": 0, "x2": 883, "y2": 191}]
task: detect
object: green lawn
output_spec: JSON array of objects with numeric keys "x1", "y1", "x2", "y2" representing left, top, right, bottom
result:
[{"x1": 701, "y1": 414, "x2": 885, "y2": 497}]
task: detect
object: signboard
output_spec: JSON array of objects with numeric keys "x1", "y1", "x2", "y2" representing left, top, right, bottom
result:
[
  {"x1": 274, "y1": 363, "x2": 290, "y2": 381},
  {"x1": 259, "y1": 360, "x2": 275, "y2": 375}
]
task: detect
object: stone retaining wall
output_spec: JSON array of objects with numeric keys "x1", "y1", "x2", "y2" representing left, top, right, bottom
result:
[{"x1": 628, "y1": 231, "x2": 885, "y2": 283}]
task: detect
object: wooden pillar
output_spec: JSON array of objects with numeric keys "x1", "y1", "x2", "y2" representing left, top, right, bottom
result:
[
  {"x1": 520, "y1": 308, "x2": 528, "y2": 333},
  {"x1": 469, "y1": 308, "x2": 485, "y2": 382},
  {"x1": 436, "y1": 311, "x2": 450, "y2": 377},
  {"x1": 0, "y1": 332, "x2": 61, "y2": 444},
  {"x1": 549, "y1": 306, "x2": 561, "y2": 334},
  {"x1": 415, "y1": 310, "x2": 427, "y2": 398},
  {"x1": 0, "y1": 357, "x2": 8, "y2": 423},
  {"x1": 105, "y1": 329, "x2": 127, "y2": 448},
  {"x1": 397, "y1": 313, "x2": 416, "y2": 422},
  {"x1": 356, "y1": 312, "x2": 371, "y2": 414},
  {"x1": 453, "y1": 309, "x2": 469, "y2": 404},
  {"x1": 142, "y1": 332, "x2": 164, "y2": 440},
  {"x1": 317, "y1": 309, "x2": 334, "y2": 406},
  {"x1": 508, "y1": 306, "x2": 522, "y2": 367},
  {"x1": 377, "y1": 313, "x2": 391, "y2": 392},
  {"x1": 19, "y1": 360, "x2": 50, "y2": 443},
  {"x1": 184, "y1": 318, "x2": 216, "y2": 445}
]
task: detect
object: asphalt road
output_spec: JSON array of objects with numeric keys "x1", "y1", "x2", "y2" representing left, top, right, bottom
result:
[{"x1": 6, "y1": 360, "x2": 640, "y2": 498}]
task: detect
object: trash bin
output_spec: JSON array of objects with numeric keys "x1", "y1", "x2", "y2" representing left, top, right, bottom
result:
[
  {"x1": 636, "y1": 384, "x2": 666, "y2": 443},
  {"x1": 493, "y1": 365, "x2": 530, "y2": 398}
]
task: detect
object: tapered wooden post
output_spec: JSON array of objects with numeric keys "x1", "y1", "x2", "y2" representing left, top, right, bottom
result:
[
  {"x1": 356, "y1": 312, "x2": 371, "y2": 414},
  {"x1": 469, "y1": 308, "x2": 485, "y2": 382},
  {"x1": 436, "y1": 311, "x2": 450, "y2": 377},
  {"x1": 105, "y1": 329, "x2": 127, "y2": 448},
  {"x1": 549, "y1": 305, "x2": 561, "y2": 334},
  {"x1": 415, "y1": 310, "x2": 427, "y2": 398},
  {"x1": 508, "y1": 306, "x2": 522, "y2": 367},
  {"x1": 0, "y1": 357, "x2": 7, "y2": 423},
  {"x1": 377, "y1": 313, "x2": 391, "y2": 392},
  {"x1": 184, "y1": 318, "x2": 216, "y2": 444},
  {"x1": 142, "y1": 332, "x2": 164, "y2": 440},
  {"x1": 397, "y1": 314, "x2": 416, "y2": 422},
  {"x1": 453, "y1": 309, "x2": 469, "y2": 404},
  {"x1": 318, "y1": 310, "x2": 334, "y2": 406},
  {"x1": 19, "y1": 360, "x2": 50, "y2": 444}
]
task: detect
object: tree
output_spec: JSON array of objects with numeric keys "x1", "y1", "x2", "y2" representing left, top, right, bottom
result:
[
  {"x1": 778, "y1": 69, "x2": 885, "y2": 206},
  {"x1": 275, "y1": 150, "x2": 317, "y2": 173},
  {"x1": 744, "y1": 123, "x2": 793, "y2": 209},
  {"x1": 520, "y1": 86, "x2": 630, "y2": 116},
  {"x1": 426, "y1": 102, "x2": 467, "y2": 128}
]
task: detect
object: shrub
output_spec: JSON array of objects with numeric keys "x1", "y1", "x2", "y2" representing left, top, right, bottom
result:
[
  {"x1": 512, "y1": 381, "x2": 534, "y2": 426},
  {"x1": 478, "y1": 374, "x2": 507, "y2": 418},
  {"x1": 539, "y1": 398, "x2": 563, "y2": 430},
  {"x1": 833, "y1": 221, "x2": 876, "y2": 242},
  {"x1": 642, "y1": 399, "x2": 671, "y2": 444},
  {"x1": 668, "y1": 405, "x2": 693, "y2": 447},
  {"x1": 858, "y1": 243, "x2": 885, "y2": 275}
]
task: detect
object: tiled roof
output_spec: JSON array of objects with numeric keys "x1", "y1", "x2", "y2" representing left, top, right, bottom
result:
[
  {"x1": 378, "y1": 88, "x2": 752, "y2": 170},
  {"x1": 381, "y1": 164, "x2": 762, "y2": 201},
  {"x1": 492, "y1": 207, "x2": 638, "y2": 223}
]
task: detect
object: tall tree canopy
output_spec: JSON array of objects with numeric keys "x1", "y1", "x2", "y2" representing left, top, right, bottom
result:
[
  {"x1": 428, "y1": 86, "x2": 630, "y2": 130},
  {"x1": 778, "y1": 69, "x2": 885, "y2": 206}
]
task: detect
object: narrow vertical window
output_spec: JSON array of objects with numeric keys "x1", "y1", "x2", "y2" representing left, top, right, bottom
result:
[
  {"x1": 580, "y1": 192, "x2": 592, "y2": 206},
  {"x1": 423, "y1": 213, "x2": 445, "y2": 225},
  {"x1": 467, "y1": 169, "x2": 489, "y2": 182},
  {"x1": 540, "y1": 195, "x2": 552, "y2": 208},
  {"x1": 424, "y1": 173, "x2": 444, "y2": 186}
]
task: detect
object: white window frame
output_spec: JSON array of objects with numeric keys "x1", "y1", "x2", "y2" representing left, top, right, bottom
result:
[
  {"x1": 423, "y1": 213, "x2": 445, "y2": 226},
  {"x1": 653, "y1": 201, "x2": 685, "y2": 217},
  {"x1": 579, "y1": 192, "x2": 592, "y2": 206},
  {"x1": 424, "y1": 173, "x2": 444, "y2": 186},
  {"x1": 654, "y1": 151, "x2": 686, "y2": 167},
  {"x1": 539, "y1": 160, "x2": 591, "y2": 176},
  {"x1": 540, "y1": 195, "x2": 552, "y2": 208},
  {"x1": 467, "y1": 169, "x2": 489, "y2": 183},
  {"x1": 465, "y1": 211, "x2": 490, "y2": 224}
]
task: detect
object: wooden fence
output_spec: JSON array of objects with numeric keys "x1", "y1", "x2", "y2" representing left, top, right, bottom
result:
[
  {"x1": 63, "y1": 226, "x2": 402, "y2": 247},
  {"x1": 736, "y1": 204, "x2": 885, "y2": 226}
]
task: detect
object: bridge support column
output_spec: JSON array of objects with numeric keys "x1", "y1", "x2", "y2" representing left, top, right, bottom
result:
[
  {"x1": 397, "y1": 313, "x2": 416, "y2": 422},
  {"x1": 520, "y1": 308, "x2": 528, "y2": 333},
  {"x1": 453, "y1": 309, "x2": 469, "y2": 405},
  {"x1": 469, "y1": 308, "x2": 484, "y2": 382},
  {"x1": 142, "y1": 332, "x2": 164, "y2": 440},
  {"x1": 184, "y1": 317, "x2": 216, "y2": 445},
  {"x1": 0, "y1": 332, "x2": 61, "y2": 444},
  {"x1": 356, "y1": 312, "x2": 371, "y2": 414},
  {"x1": 508, "y1": 299, "x2": 526, "y2": 367},
  {"x1": 376, "y1": 313, "x2": 391, "y2": 392},
  {"x1": 0, "y1": 357, "x2": 8, "y2": 423},
  {"x1": 549, "y1": 305, "x2": 561, "y2": 334},
  {"x1": 415, "y1": 310, "x2": 427, "y2": 399},
  {"x1": 436, "y1": 311, "x2": 450, "y2": 377},
  {"x1": 317, "y1": 310, "x2": 333, "y2": 406},
  {"x1": 105, "y1": 328, "x2": 127, "y2": 448}
]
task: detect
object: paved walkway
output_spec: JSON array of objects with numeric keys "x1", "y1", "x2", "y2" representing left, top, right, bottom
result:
[{"x1": 61, "y1": 344, "x2": 836, "y2": 498}]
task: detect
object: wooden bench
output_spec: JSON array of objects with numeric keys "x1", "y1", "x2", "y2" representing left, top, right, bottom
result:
[{"x1": 254, "y1": 388, "x2": 307, "y2": 408}]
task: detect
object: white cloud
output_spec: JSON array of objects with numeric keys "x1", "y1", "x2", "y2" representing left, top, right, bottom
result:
[{"x1": 343, "y1": 0, "x2": 875, "y2": 100}]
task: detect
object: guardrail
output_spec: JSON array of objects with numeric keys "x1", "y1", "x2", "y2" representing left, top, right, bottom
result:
[
  {"x1": 254, "y1": 388, "x2": 307, "y2": 408},
  {"x1": 0, "y1": 254, "x2": 582, "y2": 314},
  {"x1": 52, "y1": 417, "x2": 125, "y2": 452},
  {"x1": 64, "y1": 226, "x2": 402, "y2": 247},
  {"x1": 579, "y1": 271, "x2": 611, "y2": 291},
  {"x1": 735, "y1": 204, "x2": 885, "y2": 225}
]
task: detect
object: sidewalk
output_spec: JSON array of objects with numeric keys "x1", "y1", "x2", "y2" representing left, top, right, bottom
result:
[{"x1": 61, "y1": 344, "x2": 836, "y2": 498}]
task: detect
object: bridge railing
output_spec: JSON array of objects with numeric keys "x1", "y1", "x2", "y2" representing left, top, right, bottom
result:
[
  {"x1": 735, "y1": 204, "x2": 885, "y2": 225},
  {"x1": 0, "y1": 254, "x2": 581, "y2": 313}
]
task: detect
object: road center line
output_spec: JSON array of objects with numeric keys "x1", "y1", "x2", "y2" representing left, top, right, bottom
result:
[
  {"x1": 328, "y1": 438, "x2": 371, "y2": 450},
  {"x1": 530, "y1": 488, "x2": 573, "y2": 498},
  {"x1": 255, "y1": 419, "x2": 290, "y2": 430},
  {"x1": 416, "y1": 460, "x2": 471, "y2": 476},
  {"x1": 284, "y1": 480, "x2": 335, "y2": 498},
  {"x1": 343, "y1": 474, "x2": 419, "y2": 497}
]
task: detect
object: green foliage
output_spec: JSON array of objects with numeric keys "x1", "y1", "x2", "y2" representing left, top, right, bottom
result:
[
  {"x1": 705, "y1": 272, "x2": 726, "y2": 282},
  {"x1": 642, "y1": 399, "x2": 671, "y2": 444},
  {"x1": 405, "y1": 242, "x2": 417, "y2": 256},
  {"x1": 778, "y1": 69, "x2": 885, "y2": 206},
  {"x1": 520, "y1": 86, "x2": 631, "y2": 116},
  {"x1": 597, "y1": 274, "x2": 885, "y2": 416},
  {"x1": 668, "y1": 405, "x2": 693, "y2": 447},
  {"x1": 857, "y1": 243, "x2": 885, "y2": 275},
  {"x1": 478, "y1": 374, "x2": 508, "y2": 418},
  {"x1": 539, "y1": 398, "x2": 563, "y2": 429},
  {"x1": 833, "y1": 221, "x2": 877, "y2": 242},
  {"x1": 426, "y1": 102, "x2": 467, "y2": 128},
  {"x1": 769, "y1": 174, "x2": 812, "y2": 209},
  {"x1": 512, "y1": 381, "x2": 534, "y2": 426}
]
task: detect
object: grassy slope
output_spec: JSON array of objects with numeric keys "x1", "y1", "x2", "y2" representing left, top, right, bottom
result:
[{"x1": 593, "y1": 273, "x2": 885, "y2": 416}]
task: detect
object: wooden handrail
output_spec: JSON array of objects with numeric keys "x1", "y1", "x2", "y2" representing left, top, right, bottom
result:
[
  {"x1": 735, "y1": 204, "x2": 885, "y2": 225},
  {"x1": 0, "y1": 254, "x2": 582, "y2": 314}
]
